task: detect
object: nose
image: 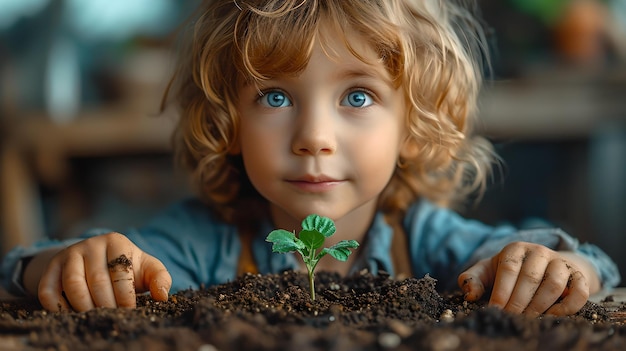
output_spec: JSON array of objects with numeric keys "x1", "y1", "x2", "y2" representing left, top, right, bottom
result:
[{"x1": 291, "y1": 106, "x2": 337, "y2": 156}]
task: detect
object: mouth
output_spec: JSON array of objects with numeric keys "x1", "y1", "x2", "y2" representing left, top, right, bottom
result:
[{"x1": 286, "y1": 175, "x2": 344, "y2": 193}]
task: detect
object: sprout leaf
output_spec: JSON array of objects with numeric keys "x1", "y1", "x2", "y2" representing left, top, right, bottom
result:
[{"x1": 265, "y1": 214, "x2": 359, "y2": 300}]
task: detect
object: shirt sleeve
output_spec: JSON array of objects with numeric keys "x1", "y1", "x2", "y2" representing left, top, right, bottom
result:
[
  {"x1": 1, "y1": 238, "x2": 82, "y2": 296},
  {"x1": 404, "y1": 200, "x2": 621, "y2": 291}
]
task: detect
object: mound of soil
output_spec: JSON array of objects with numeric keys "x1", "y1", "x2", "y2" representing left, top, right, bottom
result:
[{"x1": 1, "y1": 270, "x2": 625, "y2": 350}]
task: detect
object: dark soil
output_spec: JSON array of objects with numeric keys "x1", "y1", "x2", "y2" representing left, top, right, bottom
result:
[{"x1": 1, "y1": 270, "x2": 625, "y2": 350}]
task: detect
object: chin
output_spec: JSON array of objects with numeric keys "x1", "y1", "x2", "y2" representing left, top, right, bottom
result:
[{"x1": 272, "y1": 203, "x2": 343, "y2": 223}]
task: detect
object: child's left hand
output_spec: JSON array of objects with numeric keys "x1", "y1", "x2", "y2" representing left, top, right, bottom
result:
[{"x1": 457, "y1": 241, "x2": 600, "y2": 316}]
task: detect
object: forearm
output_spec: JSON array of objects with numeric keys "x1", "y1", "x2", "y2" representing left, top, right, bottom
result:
[
  {"x1": 22, "y1": 247, "x2": 63, "y2": 297},
  {"x1": 559, "y1": 251, "x2": 601, "y2": 295}
]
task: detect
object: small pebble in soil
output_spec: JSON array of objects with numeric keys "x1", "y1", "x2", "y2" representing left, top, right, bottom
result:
[
  {"x1": 378, "y1": 332, "x2": 401, "y2": 348},
  {"x1": 439, "y1": 309, "x2": 454, "y2": 323}
]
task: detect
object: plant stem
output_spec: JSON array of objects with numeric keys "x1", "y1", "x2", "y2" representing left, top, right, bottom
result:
[
  {"x1": 306, "y1": 247, "x2": 317, "y2": 300},
  {"x1": 308, "y1": 270, "x2": 316, "y2": 300}
]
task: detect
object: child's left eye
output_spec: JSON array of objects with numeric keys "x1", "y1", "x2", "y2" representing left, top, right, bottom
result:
[{"x1": 341, "y1": 90, "x2": 373, "y2": 108}]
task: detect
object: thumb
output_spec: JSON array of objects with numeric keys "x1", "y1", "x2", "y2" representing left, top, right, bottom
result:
[
  {"x1": 458, "y1": 258, "x2": 493, "y2": 301},
  {"x1": 137, "y1": 254, "x2": 172, "y2": 302}
]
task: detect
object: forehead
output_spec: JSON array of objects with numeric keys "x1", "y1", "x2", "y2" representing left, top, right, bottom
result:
[
  {"x1": 245, "y1": 30, "x2": 395, "y2": 97},
  {"x1": 240, "y1": 29, "x2": 392, "y2": 94},
  {"x1": 235, "y1": 6, "x2": 401, "y2": 86},
  {"x1": 317, "y1": 18, "x2": 380, "y2": 61}
]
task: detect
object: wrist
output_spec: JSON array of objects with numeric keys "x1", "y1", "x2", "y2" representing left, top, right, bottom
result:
[{"x1": 22, "y1": 248, "x2": 63, "y2": 297}]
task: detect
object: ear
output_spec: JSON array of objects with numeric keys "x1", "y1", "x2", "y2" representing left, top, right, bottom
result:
[{"x1": 399, "y1": 136, "x2": 419, "y2": 160}]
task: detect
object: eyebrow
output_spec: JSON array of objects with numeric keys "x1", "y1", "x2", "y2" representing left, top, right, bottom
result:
[
  {"x1": 334, "y1": 66, "x2": 393, "y2": 86},
  {"x1": 239, "y1": 62, "x2": 394, "y2": 91}
]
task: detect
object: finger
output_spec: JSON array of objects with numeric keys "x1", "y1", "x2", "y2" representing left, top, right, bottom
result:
[
  {"x1": 38, "y1": 259, "x2": 70, "y2": 312},
  {"x1": 61, "y1": 253, "x2": 96, "y2": 312},
  {"x1": 136, "y1": 254, "x2": 172, "y2": 302},
  {"x1": 84, "y1": 246, "x2": 117, "y2": 308},
  {"x1": 107, "y1": 251, "x2": 136, "y2": 309},
  {"x1": 458, "y1": 258, "x2": 492, "y2": 301},
  {"x1": 522, "y1": 259, "x2": 569, "y2": 316},
  {"x1": 545, "y1": 270, "x2": 589, "y2": 316},
  {"x1": 502, "y1": 251, "x2": 550, "y2": 314},
  {"x1": 489, "y1": 245, "x2": 527, "y2": 309}
]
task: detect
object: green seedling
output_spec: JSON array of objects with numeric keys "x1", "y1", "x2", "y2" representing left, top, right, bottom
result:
[{"x1": 265, "y1": 214, "x2": 359, "y2": 300}]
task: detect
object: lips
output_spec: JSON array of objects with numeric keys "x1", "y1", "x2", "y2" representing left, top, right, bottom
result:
[
  {"x1": 293, "y1": 175, "x2": 339, "y2": 183},
  {"x1": 286, "y1": 175, "x2": 344, "y2": 193}
]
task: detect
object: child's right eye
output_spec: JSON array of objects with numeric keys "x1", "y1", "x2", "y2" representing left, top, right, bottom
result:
[{"x1": 259, "y1": 91, "x2": 292, "y2": 108}]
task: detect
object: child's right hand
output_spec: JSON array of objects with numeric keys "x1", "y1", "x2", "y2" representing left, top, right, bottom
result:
[{"x1": 36, "y1": 233, "x2": 171, "y2": 312}]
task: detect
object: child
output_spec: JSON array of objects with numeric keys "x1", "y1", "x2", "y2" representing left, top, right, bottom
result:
[{"x1": 1, "y1": 0, "x2": 620, "y2": 315}]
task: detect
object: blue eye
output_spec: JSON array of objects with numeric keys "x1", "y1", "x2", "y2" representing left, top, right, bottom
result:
[
  {"x1": 341, "y1": 90, "x2": 373, "y2": 107},
  {"x1": 260, "y1": 91, "x2": 291, "y2": 107}
]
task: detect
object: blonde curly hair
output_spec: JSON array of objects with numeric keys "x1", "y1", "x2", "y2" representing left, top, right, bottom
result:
[{"x1": 164, "y1": 0, "x2": 495, "y2": 224}]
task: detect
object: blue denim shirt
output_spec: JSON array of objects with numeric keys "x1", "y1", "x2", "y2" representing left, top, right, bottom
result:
[{"x1": 2, "y1": 198, "x2": 621, "y2": 295}]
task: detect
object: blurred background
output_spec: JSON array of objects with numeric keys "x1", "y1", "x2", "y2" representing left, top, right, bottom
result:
[{"x1": 0, "y1": 0, "x2": 625, "y2": 286}]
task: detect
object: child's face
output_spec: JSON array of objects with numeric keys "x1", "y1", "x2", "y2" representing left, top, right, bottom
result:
[{"x1": 236, "y1": 28, "x2": 407, "y2": 225}]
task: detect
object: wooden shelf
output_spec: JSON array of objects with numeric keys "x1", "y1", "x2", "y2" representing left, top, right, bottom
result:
[
  {"x1": 478, "y1": 68, "x2": 626, "y2": 140},
  {"x1": 0, "y1": 107, "x2": 177, "y2": 254}
]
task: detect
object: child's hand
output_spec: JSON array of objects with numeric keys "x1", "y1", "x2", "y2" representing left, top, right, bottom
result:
[
  {"x1": 457, "y1": 242, "x2": 596, "y2": 316},
  {"x1": 37, "y1": 233, "x2": 171, "y2": 312}
]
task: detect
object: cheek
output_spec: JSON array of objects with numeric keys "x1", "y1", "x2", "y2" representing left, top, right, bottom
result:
[
  {"x1": 239, "y1": 121, "x2": 274, "y2": 158},
  {"x1": 351, "y1": 130, "x2": 402, "y2": 182},
  {"x1": 240, "y1": 136, "x2": 270, "y2": 172},
  {"x1": 239, "y1": 127, "x2": 283, "y2": 191},
  {"x1": 240, "y1": 145, "x2": 273, "y2": 199}
]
